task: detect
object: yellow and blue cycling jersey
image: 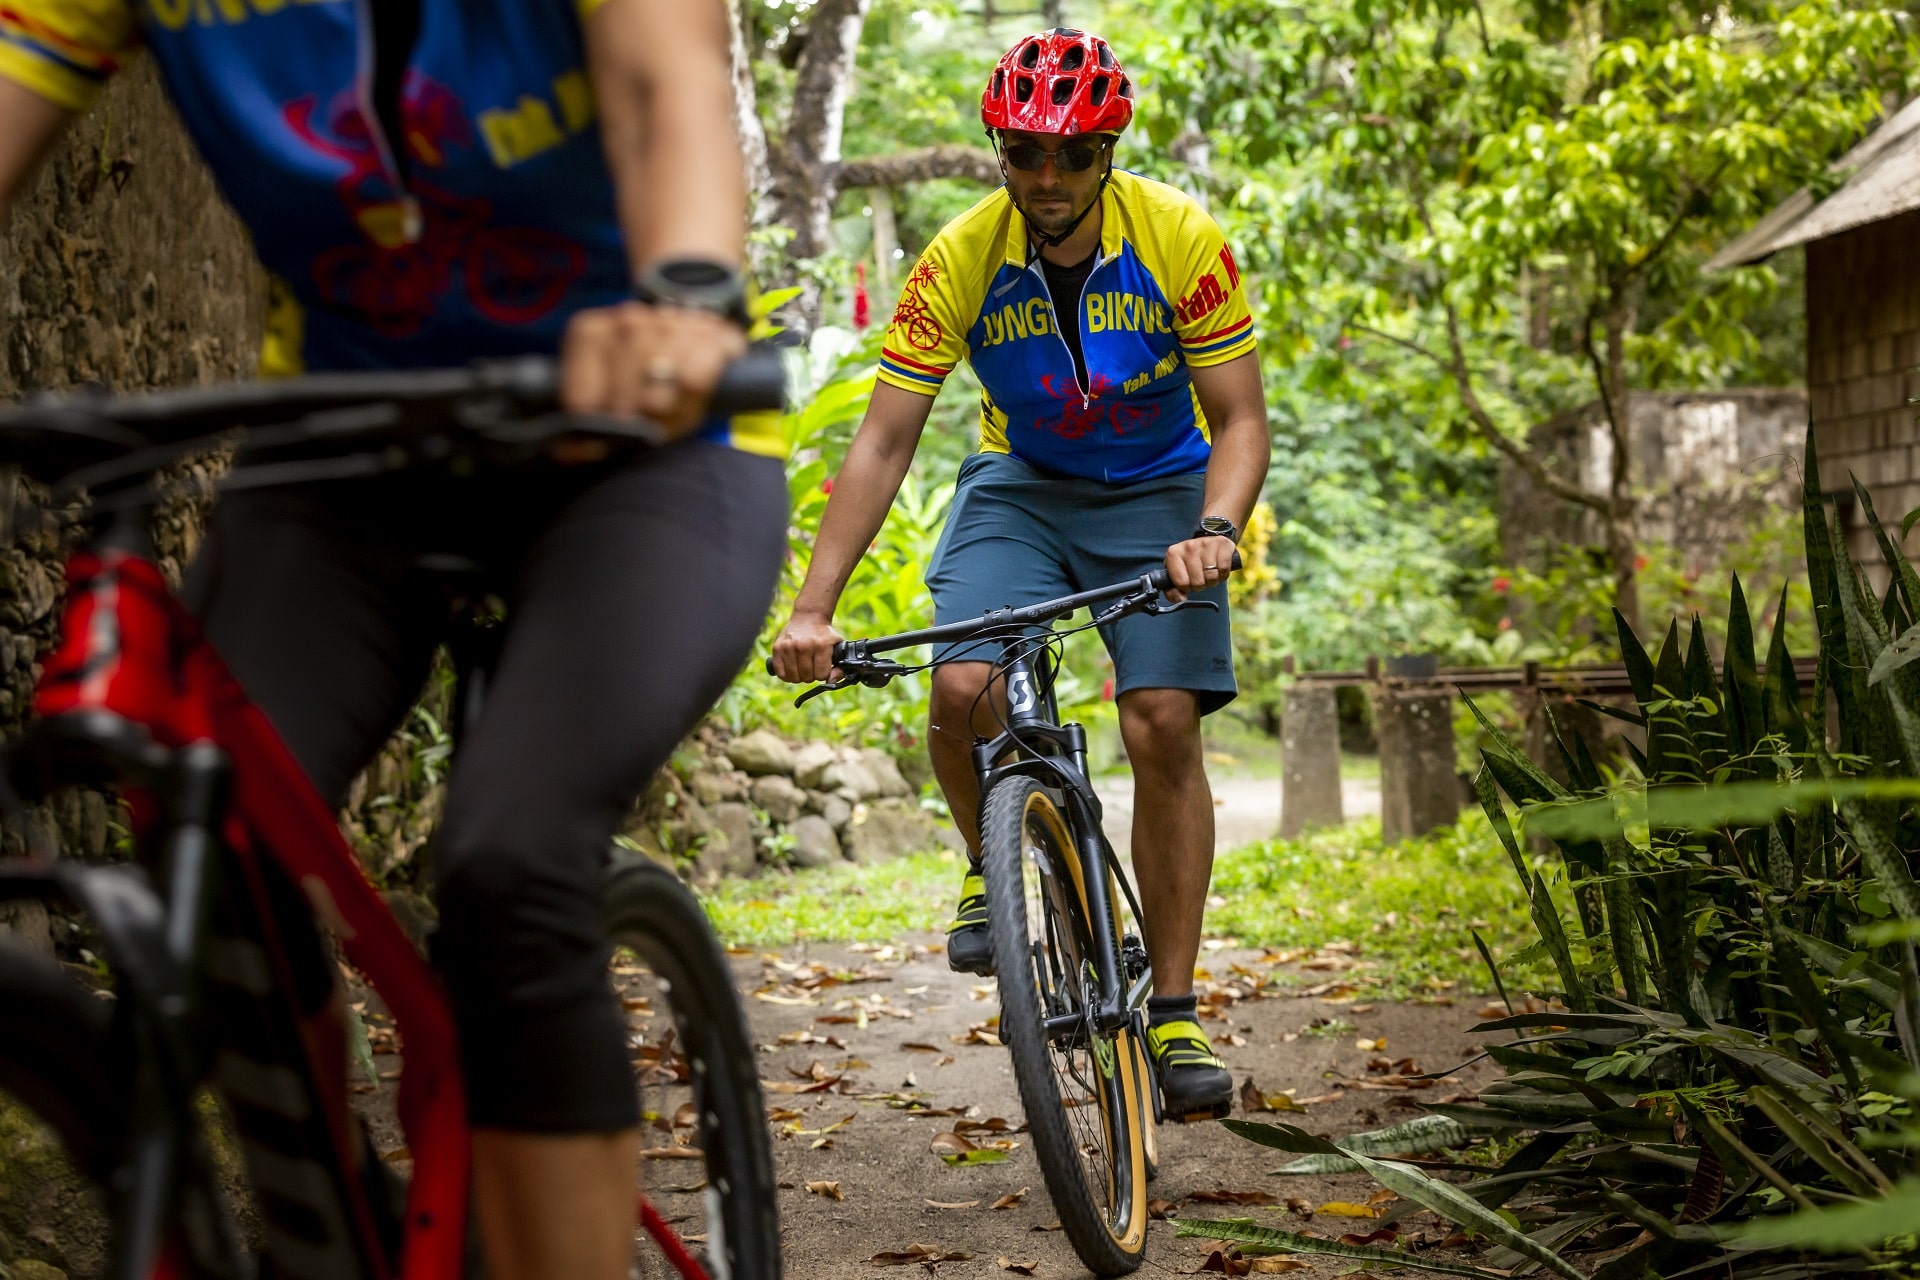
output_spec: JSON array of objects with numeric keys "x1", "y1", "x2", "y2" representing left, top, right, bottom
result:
[
  {"x1": 878, "y1": 169, "x2": 1256, "y2": 483},
  {"x1": 0, "y1": 0, "x2": 782, "y2": 458}
]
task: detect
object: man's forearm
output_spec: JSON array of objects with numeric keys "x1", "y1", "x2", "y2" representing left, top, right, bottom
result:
[
  {"x1": 0, "y1": 80, "x2": 73, "y2": 225},
  {"x1": 792, "y1": 433, "x2": 919, "y2": 619},
  {"x1": 1201, "y1": 413, "x2": 1270, "y2": 533}
]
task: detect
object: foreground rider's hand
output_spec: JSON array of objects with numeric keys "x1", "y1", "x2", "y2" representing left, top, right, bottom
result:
[
  {"x1": 559, "y1": 301, "x2": 747, "y2": 439},
  {"x1": 1163, "y1": 534, "x2": 1236, "y2": 603},
  {"x1": 771, "y1": 610, "x2": 846, "y2": 684}
]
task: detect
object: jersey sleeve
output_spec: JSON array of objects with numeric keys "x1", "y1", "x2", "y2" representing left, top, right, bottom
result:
[
  {"x1": 876, "y1": 237, "x2": 972, "y2": 397},
  {"x1": 0, "y1": 0, "x2": 140, "y2": 113},
  {"x1": 1169, "y1": 209, "x2": 1257, "y2": 369}
]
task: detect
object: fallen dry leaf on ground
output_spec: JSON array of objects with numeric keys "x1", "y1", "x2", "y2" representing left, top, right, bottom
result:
[
  {"x1": 924, "y1": 1199, "x2": 979, "y2": 1210},
  {"x1": 1031, "y1": 1221, "x2": 1061, "y2": 1232},
  {"x1": 1239, "y1": 1079, "x2": 1307, "y2": 1114},
  {"x1": 929, "y1": 1131, "x2": 977, "y2": 1156},
  {"x1": 1187, "y1": 1189, "x2": 1283, "y2": 1206},
  {"x1": 870, "y1": 1244, "x2": 975, "y2": 1266},
  {"x1": 1192, "y1": 1246, "x2": 1250, "y2": 1275},
  {"x1": 998, "y1": 1258, "x2": 1039, "y2": 1275},
  {"x1": 806, "y1": 1180, "x2": 844, "y2": 1200},
  {"x1": 1355, "y1": 1037, "x2": 1387, "y2": 1051},
  {"x1": 991, "y1": 1188, "x2": 1029, "y2": 1210},
  {"x1": 1338, "y1": 1227, "x2": 1399, "y2": 1245},
  {"x1": 1317, "y1": 1201, "x2": 1379, "y2": 1218},
  {"x1": 1149, "y1": 1198, "x2": 1178, "y2": 1219},
  {"x1": 1248, "y1": 1260, "x2": 1310, "y2": 1273}
]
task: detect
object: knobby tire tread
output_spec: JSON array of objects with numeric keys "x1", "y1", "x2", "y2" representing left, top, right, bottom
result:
[
  {"x1": 603, "y1": 859, "x2": 782, "y2": 1280},
  {"x1": 979, "y1": 778, "x2": 1145, "y2": 1276}
]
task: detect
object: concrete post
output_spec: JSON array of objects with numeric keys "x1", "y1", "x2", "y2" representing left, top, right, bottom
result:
[
  {"x1": 1378, "y1": 685, "x2": 1460, "y2": 843},
  {"x1": 1280, "y1": 683, "x2": 1343, "y2": 837}
]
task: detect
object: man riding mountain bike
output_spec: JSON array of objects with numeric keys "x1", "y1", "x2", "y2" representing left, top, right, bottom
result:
[
  {"x1": 0, "y1": 2, "x2": 783, "y2": 1277},
  {"x1": 771, "y1": 27, "x2": 1270, "y2": 1123}
]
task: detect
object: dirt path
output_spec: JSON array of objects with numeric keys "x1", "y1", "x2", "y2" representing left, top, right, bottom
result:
[
  {"x1": 747, "y1": 933, "x2": 1497, "y2": 1278},
  {"x1": 1093, "y1": 775, "x2": 1382, "y2": 858}
]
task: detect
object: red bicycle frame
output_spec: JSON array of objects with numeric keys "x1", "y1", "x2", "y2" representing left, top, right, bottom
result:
[{"x1": 36, "y1": 538, "x2": 472, "y2": 1280}]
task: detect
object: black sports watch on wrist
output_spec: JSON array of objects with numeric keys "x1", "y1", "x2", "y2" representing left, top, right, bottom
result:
[
  {"x1": 1192, "y1": 514, "x2": 1240, "y2": 544},
  {"x1": 633, "y1": 258, "x2": 751, "y2": 328}
]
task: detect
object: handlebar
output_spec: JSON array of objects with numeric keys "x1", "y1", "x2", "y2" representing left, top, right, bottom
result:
[
  {"x1": 0, "y1": 349, "x2": 789, "y2": 489},
  {"x1": 766, "y1": 549, "x2": 1242, "y2": 705}
]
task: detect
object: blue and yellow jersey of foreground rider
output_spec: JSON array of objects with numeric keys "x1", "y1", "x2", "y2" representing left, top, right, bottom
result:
[
  {"x1": 0, "y1": 0, "x2": 782, "y2": 458},
  {"x1": 878, "y1": 169, "x2": 1257, "y2": 484}
]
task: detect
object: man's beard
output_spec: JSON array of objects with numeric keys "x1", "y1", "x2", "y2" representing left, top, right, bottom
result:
[{"x1": 1023, "y1": 192, "x2": 1086, "y2": 238}]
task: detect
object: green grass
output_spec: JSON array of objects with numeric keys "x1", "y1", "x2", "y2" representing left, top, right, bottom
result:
[
  {"x1": 1203, "y1": 811, "x2": 1549, "y2": 998},
  {"x1": 703, "y1": 848, "x2": 960, "y2": 947},
  {"x1": 702, "y1": 814, "x2": 1550, "y2": 1000}
]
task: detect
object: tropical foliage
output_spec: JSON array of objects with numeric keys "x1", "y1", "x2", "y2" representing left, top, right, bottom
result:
[{"x1": 1186, "y1": 437, "x2": 1920, "y2": 1274}]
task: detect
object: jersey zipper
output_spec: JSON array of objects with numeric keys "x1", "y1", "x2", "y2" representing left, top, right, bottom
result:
[
  {"x1": 354, "y1": 0, "x2": 422, "y2": 245},
  {"x1": 1029, "y1": 250, "x2": 1107, "y2": 411}
]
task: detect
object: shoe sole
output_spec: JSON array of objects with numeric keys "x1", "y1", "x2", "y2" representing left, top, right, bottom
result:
[{"x1": 1165, "y1": 1099, "x2": 1232, "y2": 1124}]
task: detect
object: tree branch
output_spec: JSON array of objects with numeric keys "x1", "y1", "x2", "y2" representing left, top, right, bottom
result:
[{"x1": 834, "y1": 145, "x2": 1000, "y2": 191}]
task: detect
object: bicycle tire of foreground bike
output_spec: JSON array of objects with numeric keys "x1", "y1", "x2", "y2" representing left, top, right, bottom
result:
[
  {"x1": 0, "y1": 861, "x2": 783, "y2": 1280},
  {"x1": 605, "y1": 857, "x2": 784, "y2": 1280},
  {"x1": 979, "y1": 776, "x2": 1149, "y2": 1276}
]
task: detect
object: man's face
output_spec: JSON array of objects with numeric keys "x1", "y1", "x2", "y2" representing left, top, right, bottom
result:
[{"x1": 999, "y1": 130, "x2": 1112, "y2": 239}]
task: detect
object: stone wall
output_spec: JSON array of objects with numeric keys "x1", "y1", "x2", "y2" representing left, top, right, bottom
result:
[
  {"x1": 0, "y1": 63, "x2": 264, "y2": 958},
  {"x1": 621, "y1": 728, "x2": 957, "y2": 886},
  {"x1": 1502, "y1": 388, "x2": 1807, "y2": 574},
  {"x1": 1805, "y1": 210, "x2": 1920, "y2": 576}
]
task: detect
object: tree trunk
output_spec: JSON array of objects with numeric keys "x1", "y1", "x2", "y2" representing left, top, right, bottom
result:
[
  {"x1": 1590, "y1": 291, "x2": 1641, "y2": 634},
  {"x1": 768, "y1": 0, "x2": 873, "y2": 269},
  {"x1": 727, "y1": 0, "x2": 772, "y2": 217}
]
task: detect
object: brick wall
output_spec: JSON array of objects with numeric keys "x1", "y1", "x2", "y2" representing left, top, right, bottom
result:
[{"x1": 1806, "y1": 208, "x2": 1920, "y2": 572}]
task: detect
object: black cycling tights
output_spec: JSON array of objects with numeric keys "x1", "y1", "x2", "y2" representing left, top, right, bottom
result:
[{"x1": 182, "y1": 442, "x2": 789, "y2": 1131}]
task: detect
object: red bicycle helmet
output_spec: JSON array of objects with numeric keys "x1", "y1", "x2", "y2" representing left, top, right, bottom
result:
[{"x1": 981, "y1": 28, "x2": 1133, "y2": 137}]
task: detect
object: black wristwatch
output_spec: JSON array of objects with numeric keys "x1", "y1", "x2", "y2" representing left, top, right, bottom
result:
[
  {"x1": 1192, "y1": 515, "x2": 1240, "y2": 544},
  {"x1": 633, "y1": 258, "x2": 751, "y2": 328}
]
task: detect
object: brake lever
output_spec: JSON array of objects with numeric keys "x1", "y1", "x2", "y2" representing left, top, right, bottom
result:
[{"x1": 1143, "y1": 596, "x2": 1220, "y2": 616}]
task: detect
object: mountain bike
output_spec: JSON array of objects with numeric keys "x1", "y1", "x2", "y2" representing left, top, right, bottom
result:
[
  {"x1": 777, "y1": 560, "x2": 1235, "y2": 1276},
  {"x1": 0, "y1": 356, "x2": 786, "y2": 1280}
]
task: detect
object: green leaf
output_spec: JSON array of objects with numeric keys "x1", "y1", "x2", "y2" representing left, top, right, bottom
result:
[
  {"x1": 346, "y1": 1003, "x2": 378, "y2": 1088},
  {"x1": 1733, "y1": 1177, "x2": 1920, "y2": 1250},
  {"x1": 1218, "y1": 1121, "x2": 1583, "y2": 1280},
  {"x1": 1851, "y1": 474, "x2": 1920, "y2": 628},
  {"x1": 939, "y1": 1148, "x2": 1009, "y2": 1166},
  {"x1": 1522, "y1": 778, "x2": 1920, "y2": 842},
  {"x1": 1171, "y1": 1217, "x2": 1515, "y2": 1278},
  {"x1": 1268, "y1": 1114, "x2": 1488, "y2": 1174},
  {"x1": 1866, "y1": 620, "x2": 1920, "y2": 688}
]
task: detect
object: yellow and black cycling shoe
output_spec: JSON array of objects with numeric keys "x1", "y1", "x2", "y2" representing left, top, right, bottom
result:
[
  {"x1": 1146, "y1": 1018, "x2": 1233, "y2": 1122},
  {"x1": 946, "y1": 869, "x2": 994, "y2": 976}
]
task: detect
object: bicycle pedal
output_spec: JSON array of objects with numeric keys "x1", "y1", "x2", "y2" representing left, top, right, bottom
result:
[{"x1": 1168, "y1": 1101, "x2": 1232, "y2": 1124}]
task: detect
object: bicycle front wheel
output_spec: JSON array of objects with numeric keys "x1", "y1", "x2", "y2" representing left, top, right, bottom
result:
[
  {"x1": 980, "y1": 777, "x2": 1148, "y2": 1276},
  {"x1": 604, "y1": 858, "x2": 781, "y2": 1280}
]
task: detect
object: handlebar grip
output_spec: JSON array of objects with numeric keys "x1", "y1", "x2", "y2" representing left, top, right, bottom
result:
[
  {"x1": 762, "y1": 640, "x2": 850, "y2": 680},
  {"x1": 708, "y1": 351, "x2": 789, "y2": 414},
  {"x1": 1146, "y1": 549, "x2": 1242, "y2": 593}
]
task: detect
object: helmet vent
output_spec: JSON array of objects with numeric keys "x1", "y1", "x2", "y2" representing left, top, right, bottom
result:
[
  {"x1": 1014, "y1": 73, "x2": 1035, "y2": 103},
  {"x1": 1118, "y1": 76, "x2": 1133, "y2": 99},
  {"x1": 1098, "y1": 43, "x2": 1116, "y2": 69},
  {"x1": 1055, "y1": 27, "x2": 1082, "y2": 37},
  {"x1": 1019, "y1": 41, "x2": 1042, "y2": 69},
  {"x1": 1051, "y1": 76, "x2": 1075, "y2": 106},
  {"x1": 1060, "y1": 45, "x2": 1085, "y2": 71},
  {"x1": 991, "y1": 69, "x2": 1004, "y2": 98},
  {"x1": 1089, "y1": 74, "x2": 1109, "y2": 106}
]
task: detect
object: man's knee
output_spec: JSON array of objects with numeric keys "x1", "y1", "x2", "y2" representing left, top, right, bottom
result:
[
  {"x1": 434, "y1": 837, "x2": 607, "y2": 1009},
  {"x1": 1119, "y1": 689, "x2": 1202, "y2": 769},
  {"x1": 929, "y1": 662, "x2": 995, "y2": 738}
]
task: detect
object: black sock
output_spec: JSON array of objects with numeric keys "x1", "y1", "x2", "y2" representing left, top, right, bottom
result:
[{"x1": 1147, "y1": 994, "x2": 1198, "y2": 1027}]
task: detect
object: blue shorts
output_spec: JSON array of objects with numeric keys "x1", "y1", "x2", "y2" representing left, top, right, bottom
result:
[{"x1": 925, "y1": 451, "x2": 1236, "y2": 715}]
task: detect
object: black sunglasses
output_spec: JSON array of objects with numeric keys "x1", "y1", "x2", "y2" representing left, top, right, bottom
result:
[{"x1": 1000, "y1": 137, "x2": 1110, "y2": 173}]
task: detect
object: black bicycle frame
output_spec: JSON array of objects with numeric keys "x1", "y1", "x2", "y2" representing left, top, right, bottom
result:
[{"x1": 841, "y1": 576, "x2": 1169, "y2": 1047}]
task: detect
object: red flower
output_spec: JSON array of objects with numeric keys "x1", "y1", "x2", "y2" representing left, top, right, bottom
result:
[
  {"x1": 821, "y1": 476, "x2": 834, "y2": 494},
  {"x1": 1101, "y1": 677, "x2": 1115, "y2": 701},
  {"x1": 1491, "y1": 575, "x2": 1511, "y2": 594},
  {"x1": 1633, "y1": 554, "x2": 1649, "y2": 572},
  {"x1": 1497, "y1": 616, "x2": 1513, "y2": 632}
]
